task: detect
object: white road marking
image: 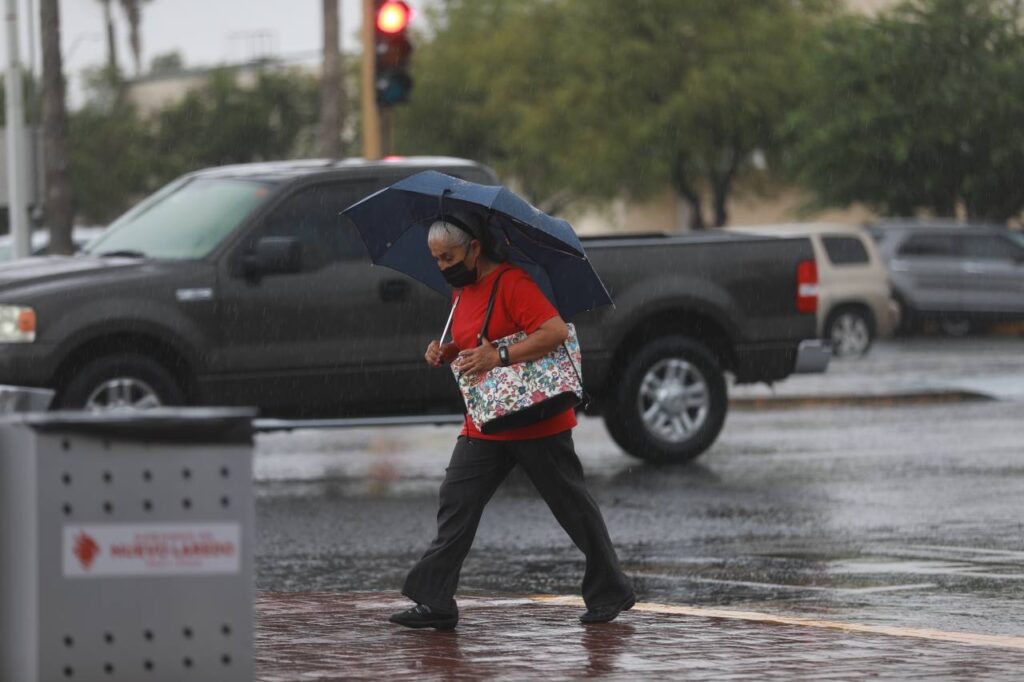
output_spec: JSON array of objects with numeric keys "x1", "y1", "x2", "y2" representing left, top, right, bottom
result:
[
  {"x1": 631, "y1": 572, "x2": 938, "y2": 594},
  {"x1": 531, "y1": 595, "x2": 1024, "y2": 651},
  {"x1": 899, "y1": 545, "x2": 1024, "y2": 560}
]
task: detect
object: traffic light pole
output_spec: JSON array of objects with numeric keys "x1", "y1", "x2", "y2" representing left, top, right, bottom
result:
[{"x1": 361, "y1": 0, "x2": 382, "y2": 160}]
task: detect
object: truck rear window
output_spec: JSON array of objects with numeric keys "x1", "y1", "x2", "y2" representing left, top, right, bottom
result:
[{"x1": 822, "y1": 235, "x2": 870, "y2": 265}]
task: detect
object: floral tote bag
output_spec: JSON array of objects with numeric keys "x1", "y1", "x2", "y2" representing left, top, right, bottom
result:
[{"x1": 448, "y1": 272, "x2": 585, "y2": 434}]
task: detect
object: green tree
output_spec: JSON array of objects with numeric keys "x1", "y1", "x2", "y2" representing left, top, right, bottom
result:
[
  {"x1": 151, "y1": 68, "x2": 319, "y2": 182},
  {"x1": 395, "y1": 2, "x2": 549, "y2": 196},
  {"x1": 67, "y1": 67, "x2": 320, "y2": 223},
  {"x1": 788, "y1": 0, "x2": 1024, "y2": 222},
  {"x1": 150, "y1": 51, "x2": 184, "y2": 76},
  {"x1": 397, "y1": 0, "x2": 828, "y2": 227},
  {"x1": 0, "y1": 70, "x2": 42, "y2": 126},
  {"x1": 67, "y1": 63, "x2": 151, "y2": 225},
  {"x1": 68, "y1": 102, "x2": 151, "y2": 224}
]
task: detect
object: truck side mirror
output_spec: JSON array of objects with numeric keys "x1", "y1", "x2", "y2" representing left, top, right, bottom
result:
[{"x1": 242, "y1": 237, "x2": 303, "y2": 279}]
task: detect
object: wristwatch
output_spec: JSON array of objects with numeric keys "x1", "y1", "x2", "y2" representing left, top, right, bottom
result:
[{"x1": 498, "y1": 345, "x2": 511, "y2": 367}]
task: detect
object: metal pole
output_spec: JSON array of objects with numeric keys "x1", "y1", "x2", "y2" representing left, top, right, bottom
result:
[
  {"x1": 4, "y1": 0, "x2": 29, "y2": 258},
  {"x1": 361, "y1": 0, "x2": 381, "y2": 159},
  {"x1": 24, "y1": 0, "x2": 36, "y2": 78}
]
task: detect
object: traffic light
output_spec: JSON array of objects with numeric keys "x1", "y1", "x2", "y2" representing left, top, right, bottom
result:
[{"x1": 375, "y1": 1, "x2": 413, "y2": 107}]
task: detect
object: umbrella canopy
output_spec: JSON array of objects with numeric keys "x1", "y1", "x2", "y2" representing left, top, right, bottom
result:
[{"x1": 342, "y1": 171, "x2": 613, "y2": 321}]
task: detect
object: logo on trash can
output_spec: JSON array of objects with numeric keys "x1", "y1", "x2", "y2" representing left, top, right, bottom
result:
[
  {"x1": 63, "y1": 523, "x2": 241, "y2": 577},
  {"x1": 73, "y1": 531, "x2": 101, "y2": 570}
]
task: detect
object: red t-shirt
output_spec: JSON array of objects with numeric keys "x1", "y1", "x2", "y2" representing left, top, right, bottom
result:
[{"x1": 450, "y1": 264, "x2": 577, "y2": 440}]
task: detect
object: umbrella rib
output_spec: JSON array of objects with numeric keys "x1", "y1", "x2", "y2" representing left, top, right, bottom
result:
[{"x1": 504, "y1": 218, "x2": 587, "y2": 258}]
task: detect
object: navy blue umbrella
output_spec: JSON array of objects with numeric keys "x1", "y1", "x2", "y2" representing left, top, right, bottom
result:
[{"x1": 342, "y1": 170, "x2": 613, "y2": 321}]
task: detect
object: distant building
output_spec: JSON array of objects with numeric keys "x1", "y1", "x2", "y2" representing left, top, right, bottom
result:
[
  {"x1": 848, "y1": 0, "x2": 899, "y2": 14},
  {"x1": 126, "y1": 57, "x2": 319, "y2": 116}
]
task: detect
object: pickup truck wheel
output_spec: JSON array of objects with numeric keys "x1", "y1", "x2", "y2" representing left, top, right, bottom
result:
[
  {"x1": 57, "y1": 354, "x2": 184, "y2": 411},
  {"x1": 604, "y1": 336, "x2": 727, "y2": 464}
]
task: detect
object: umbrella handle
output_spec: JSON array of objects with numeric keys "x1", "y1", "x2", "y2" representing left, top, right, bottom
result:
[{"x1": 440, "y1": 294, "x2": 460, "y2": 344}]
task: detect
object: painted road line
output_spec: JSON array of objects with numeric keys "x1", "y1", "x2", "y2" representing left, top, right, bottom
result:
[
  {"x1": 729, "y1": 390, "x2": 993, "y2": 410},
  {"x1": 630, "y1": 572, "x2": 938, "y2": 594},
  {"x1": 902, "y1": 545, "x2": 1024, "y2": 560},
  {"x1": 531, "y1": 595, "x2": 1024, "y2": 651}
]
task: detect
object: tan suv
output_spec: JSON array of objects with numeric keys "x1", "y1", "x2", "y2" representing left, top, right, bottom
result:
[{"x1": 728, "y1": 223, "x2": 899, "y2": 357}]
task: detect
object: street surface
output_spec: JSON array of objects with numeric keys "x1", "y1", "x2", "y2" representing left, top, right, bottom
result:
[{"x1": 254, "y1": 338, "x2": 1024, "y2": 677}]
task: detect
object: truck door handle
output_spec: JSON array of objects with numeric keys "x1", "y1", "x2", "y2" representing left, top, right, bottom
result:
[{"x1": 379, "y1": 279, "x2": 411, "y2": 302}]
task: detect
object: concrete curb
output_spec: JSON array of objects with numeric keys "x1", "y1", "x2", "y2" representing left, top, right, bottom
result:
[{"x1": 730, "y1": 389, "x2": 995, "y2": 410}]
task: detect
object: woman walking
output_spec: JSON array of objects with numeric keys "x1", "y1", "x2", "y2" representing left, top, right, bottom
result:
[{"x1": 389, "y1": 215, "x2": 635, "y2": 630}]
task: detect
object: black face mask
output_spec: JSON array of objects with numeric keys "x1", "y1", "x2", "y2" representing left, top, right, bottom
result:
[{"x1": 442, "y1": 260, "x2": 477, "y2": 288}]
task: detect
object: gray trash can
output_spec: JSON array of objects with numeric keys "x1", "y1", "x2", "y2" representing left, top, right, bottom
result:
[{"x1": 0, "y1": 408, "x2": 256, "y2": 682}]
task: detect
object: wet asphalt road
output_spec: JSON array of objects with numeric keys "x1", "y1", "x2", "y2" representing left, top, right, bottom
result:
[{"x1": 254, "y1": 339, "x2": 1024, "y2": 639}]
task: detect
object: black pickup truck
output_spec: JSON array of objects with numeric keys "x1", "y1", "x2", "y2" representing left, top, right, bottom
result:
[{"x1": 0, "y1": 157, "x2": 827, "y2": 462}]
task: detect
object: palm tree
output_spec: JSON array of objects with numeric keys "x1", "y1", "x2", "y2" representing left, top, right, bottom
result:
[
  {"x1": 319, "y1": 0, "x2": 344, "y2": 157},
  {"x1": 118, "y1": 0, "x2": 150, "y2": 76},
  {"x1": 40, "y1": 0, "x2": 74, "y2": 254},
  {"x1": 97, "y1": 0, "x2": 119, "y2": 74}
]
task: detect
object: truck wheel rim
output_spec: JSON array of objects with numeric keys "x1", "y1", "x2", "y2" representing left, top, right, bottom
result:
[
  {"x1": 831, "y1": 313, "x2": 870, "y2": 357},
  {"x1": 85, "y1": 378, "x2": 163, "y2": 411},
  {"x1": 637, "y1": 358, "x2": 709, "y2": 444}
]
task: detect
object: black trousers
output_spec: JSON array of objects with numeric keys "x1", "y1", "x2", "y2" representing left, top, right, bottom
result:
[{"x1": 401, "y1": 430, "x2": 634, "y2": 613}]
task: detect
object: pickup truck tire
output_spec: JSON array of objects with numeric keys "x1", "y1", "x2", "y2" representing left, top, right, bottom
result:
[
  {"x1": 56, "y1": 354, "x2": 184, "y2": 411},
  {"x1": 604, "y1": 336, "x2": 727, "y2": 464}
]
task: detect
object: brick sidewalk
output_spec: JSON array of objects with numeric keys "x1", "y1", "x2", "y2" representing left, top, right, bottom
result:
[{"x1": 256, "y1": 592, "x2": 1024, "y2": 680}]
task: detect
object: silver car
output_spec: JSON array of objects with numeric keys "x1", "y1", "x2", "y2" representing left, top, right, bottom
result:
[{"x1": 870, "y1": 221, "x2": 1024, "y2": 334}]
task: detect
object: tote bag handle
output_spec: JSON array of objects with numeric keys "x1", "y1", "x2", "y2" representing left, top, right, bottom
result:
[{"x1": 476, "y1": 271, "x2": 509, "y2": 346}]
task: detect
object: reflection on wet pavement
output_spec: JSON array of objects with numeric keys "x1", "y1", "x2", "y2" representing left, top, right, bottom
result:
[
  {"x1": 255, "y1": 397, "x2": 1024, "y2": 640},
  {"x1": 255, "y1": 592, "x2": 1024, "y2": 680}
]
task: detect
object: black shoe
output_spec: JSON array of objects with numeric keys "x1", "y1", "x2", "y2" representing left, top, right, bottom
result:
[
  {"x1": 579, "y1": 594, "x2": 636, "y2": 624},
  {"x1": 388, "y1": 604, "x2": 459, "y2": 630}
]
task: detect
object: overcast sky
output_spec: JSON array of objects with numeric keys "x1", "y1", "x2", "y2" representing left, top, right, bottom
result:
[{"x1": 2, "y1": 0, "x2": 432, "y2": 105}]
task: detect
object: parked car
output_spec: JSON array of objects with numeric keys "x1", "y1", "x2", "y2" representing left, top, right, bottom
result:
[
  {"x1": 0, "y1": 227, "x2": 106, "y2": 261},
  {"x1": 868, "y1": 221, "x2": 1024, "y2": 335},
  {"x1": 728, "y1": 223, "x2": 898, "y2": 357},
  {"x1": 0, "y1": 157, "x2": 827, "y2": 463}
]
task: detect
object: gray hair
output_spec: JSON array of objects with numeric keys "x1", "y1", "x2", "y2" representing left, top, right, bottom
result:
[{"x1": 427, "y1": 220, "x2": 473, "y2": 249}]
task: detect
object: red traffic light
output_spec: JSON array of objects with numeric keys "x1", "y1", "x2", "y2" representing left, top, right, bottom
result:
[{"x1": 377, "y1": 1, "x2": 411, "y2": 34}]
